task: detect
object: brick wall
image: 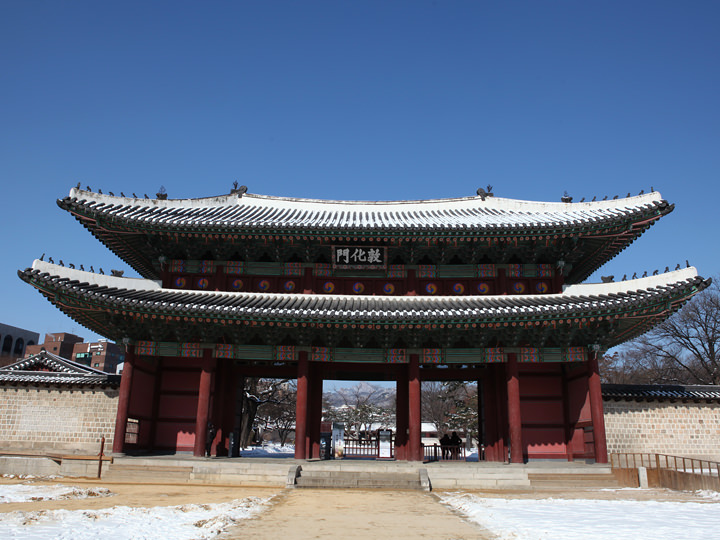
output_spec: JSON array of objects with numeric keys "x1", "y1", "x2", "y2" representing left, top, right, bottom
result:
[
  {"x1": 0, "y1": 385, "x2": 118, "y2": 455},
  {"x1": 604, "y1": 399, "x2": 720, "y2": 461}
]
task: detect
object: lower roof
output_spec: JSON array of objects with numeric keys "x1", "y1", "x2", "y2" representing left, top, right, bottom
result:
[{"x1": 19, "y1": 261, "x2": 709, "y2": 350}]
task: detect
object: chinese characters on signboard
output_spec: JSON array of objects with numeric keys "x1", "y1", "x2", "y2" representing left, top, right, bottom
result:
[{"x1": 332, "y1": 246, "x2": 386, "y2": 269}]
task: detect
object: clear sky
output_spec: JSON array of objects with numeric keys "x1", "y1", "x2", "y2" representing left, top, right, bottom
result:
[{"x1": 1, "y1": 1, "x2": 718, "y2": 346}]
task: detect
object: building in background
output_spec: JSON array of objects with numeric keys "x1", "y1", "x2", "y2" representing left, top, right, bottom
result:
[
  {"x1": 0, "y1": 323, "x2": 40, "y2": 367},
  {"x1": 25, "y1": 333, "x2": 124, "y2": 373}
]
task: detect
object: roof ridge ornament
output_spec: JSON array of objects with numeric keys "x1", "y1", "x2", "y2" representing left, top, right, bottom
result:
[
  {"x1": 476, "y1": 185, "x2": 494, "y2": 201},
  {"x1": 156, "y1": 186, "x2": 168, "y2": 200},
  {"x1": 231, "y1": 181, "x2": 248, "y2": 197},
  {"x1": 561, "y1": 191, "x2": 573, "y2": 203}
]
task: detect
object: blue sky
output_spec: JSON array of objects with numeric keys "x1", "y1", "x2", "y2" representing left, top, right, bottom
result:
[{"x1": 1, "y1": 1, "x2": 718, "y2": 346}]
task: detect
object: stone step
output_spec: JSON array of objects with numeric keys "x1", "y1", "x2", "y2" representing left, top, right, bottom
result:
[
  {"x1": 296, "y1": 478, "x2": 421, "y2": 489},
  {"x1": 528, "y1": 473, "x2": 621, "y2": 489},
  {"x1": 294, "y1": 470, "x2": 423, "y2": 490},
  {"x1": 299, "y1": 470, "x2": 418, "y2": 480},
  {"x1": 429, "y1": 478, "x2": 532, "y2": 489},
  {"x1": 427, "y1": 469, "x2": 529, "y2": 479}
]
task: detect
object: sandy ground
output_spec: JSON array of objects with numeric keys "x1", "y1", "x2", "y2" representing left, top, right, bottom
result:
[
  {"x1": 222, "y1": 489, "x2": 493, "y2": 540},
  {"x1": 0, "y1": 477, "x2": 278, "y2": 514},
  {"x1": 0, "y1": 477, "x2": 714, "y2": 540}
]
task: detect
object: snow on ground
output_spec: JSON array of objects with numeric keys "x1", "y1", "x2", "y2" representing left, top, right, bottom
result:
[
  {"x1": 240, "y1": 442, "x2": 295, "y2": 458},
  {"x1": 441, "y1": 492, "x2": 720, "y2": 540},
  {"x1": 0, "y1": 484, "x2": 113, "y2": 504},
  {"x1": 0, "y1": 490, "x2": 272, "y2": 540}
]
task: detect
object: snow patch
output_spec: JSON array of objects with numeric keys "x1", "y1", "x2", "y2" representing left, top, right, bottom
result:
[
  {"x1": 441, "y1": 493, "x2": 720, "y2": 540},
  {"x1": 0, "y1": 496, "x2": 272, "y2": 540}
]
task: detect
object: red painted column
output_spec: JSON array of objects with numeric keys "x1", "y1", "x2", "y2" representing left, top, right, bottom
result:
[
  {"x1": 561, "y1": 364, "x2": 574, "y2": 461},
  {"x1": 148, "y1": 358, "x2": 163, "y2": 451},
  {"x1": 216, "y1": 363, "x2": 239, "y2": 457},
  {"x1": 506, "y1": 352, "x2": 524, "y2": 464},
  {"x1": 408, "y1": 354, "x2": 422, "y2": 461},
  {"x1": 112, "y1": 344, "x2": 135, "y2": 455},
  {"x1": 395, "y1": 364, "x2": 409, "y2": 460},
  {"x1": 193, "y1": 350, "x2": 215, "y2": 457},
  {"x1": 495, "y1": 365, "x2": 508, "y2": 461},
  {"x1": 483, "y1": 373, "x2": 498, "y2": 461},
  {"x1": 588, "y1": 350, "x2": 609, "y2": 464},
  {"x1": 309, "y1": 364, "x2": 323, "y2": 459},
  {"x1": 294, "y1": 351, "x2": 309, "y2": 459}
]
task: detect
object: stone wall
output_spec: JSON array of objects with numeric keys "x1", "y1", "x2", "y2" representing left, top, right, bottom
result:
[
  {"x1": 0, "y1": 385, "x2": 118, "y2": 455},
  {"x1": 604, "y1": 399, "x2": 720, "y2": 461}
]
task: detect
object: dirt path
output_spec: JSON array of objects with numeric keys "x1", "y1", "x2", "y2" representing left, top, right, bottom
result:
[{"x1": 222, "y1": 489, "x2": 494, "y2": 540}]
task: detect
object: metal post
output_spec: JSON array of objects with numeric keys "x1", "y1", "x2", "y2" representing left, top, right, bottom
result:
[{"x1": 97, "y1": 436, "x2": 105, "y2": 479}]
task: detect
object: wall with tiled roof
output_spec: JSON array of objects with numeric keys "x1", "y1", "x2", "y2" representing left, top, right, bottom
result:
[{"x1": 603, "y1": 395, "x2": 720, "y2": 461}]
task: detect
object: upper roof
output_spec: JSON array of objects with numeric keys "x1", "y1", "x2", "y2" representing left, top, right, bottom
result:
[
  {"x1": 19, "y1": 261, "x2": 709, "y2": 349},
  {"x1": 60, "y1": 187, "x2": 670, "y2": 233},
  {"x1": 58, "y1": 188, "x2": 673, "y2": 281},
  {"x1": 602, "y1": 383, "x2": 720, "y2": 402},
  {"x1": 0, "y1": 350, "x2": 121, "y2": 387}
]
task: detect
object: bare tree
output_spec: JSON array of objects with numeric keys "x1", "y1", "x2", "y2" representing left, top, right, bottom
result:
[
  {"x1": 422, "y1": 381, "x2": 454, "y2": 433},
  {"x1": 422, "y1": 381, "x2": 478, "y2": 445},
  {"x1": 328, "y1": 383, "x2": 393, "y2": 434},
  {"x1": 614, "y1": 278, "x2": 720, "y2": 384},
  {"x1": 256, "y1": 388, "x2": 296, "y2": 446},
  {"x1": 238, "y1": 378, "x2": 292, "y2": 447}
]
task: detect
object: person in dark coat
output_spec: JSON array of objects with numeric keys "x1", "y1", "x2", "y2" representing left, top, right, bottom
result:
[
  {"x1": 439, "y1": 433, "x2": 451, "y2": 460},
  {"x1": 449, "y1": 431, "x2": 462, "y2": 459}
]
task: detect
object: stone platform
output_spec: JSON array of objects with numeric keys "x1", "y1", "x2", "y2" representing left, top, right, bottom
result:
[{"x1": 0, "y1": 453, "x2": 621, "y2": 491}]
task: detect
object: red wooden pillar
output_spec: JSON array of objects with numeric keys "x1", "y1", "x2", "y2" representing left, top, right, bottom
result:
[
  {"x1": 295, "y1": 351, "x2": 309, "y2": 459},
  {"x1": 561, "y1": 364, "x2": 574, "y2": 461},
  {"x1": 408, "y1": 354, "x2": 422, "y2": 461},
  {"x1": 193, "y1": 350, "x2": 215, "y2": 457},
  {"x1": 506, "y1": 352, "x2": 524, "y2": 464},
  {"x1": 309, "y1": 364, "x2": 323, "y2": 459},
  {"x1": 148, "y1": 357, "x2": 163, "y2": 451},
  {"x1": 483, "y1": 373, "x2": 498, "y2": 461},
  {"x1": 215, "y1": 362, "x2": 239, "y2": 457},
  {"x1": 477, "y1": 377, "x2": 485, "y2": 461},
  {"x1": 395, "y1": 364, "x2": 409, "y2": 460},
  {"x1": 495, "y1": 365, "x2": 508, "y2": 461},
  {"x1": 588, "y1": 350, "x2": 609, "y2": 464},
  {"x1": 112, "y1": 344, "x2": 135, "y2": 455}
]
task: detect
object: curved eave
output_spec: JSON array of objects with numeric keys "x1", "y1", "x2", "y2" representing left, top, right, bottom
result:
[
  {"x1": 19, "y1": 261, "x2": 708, "y2": 349},
  {"x1": 57, "y1": 188, "x2": 673, "y2": 280}
]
